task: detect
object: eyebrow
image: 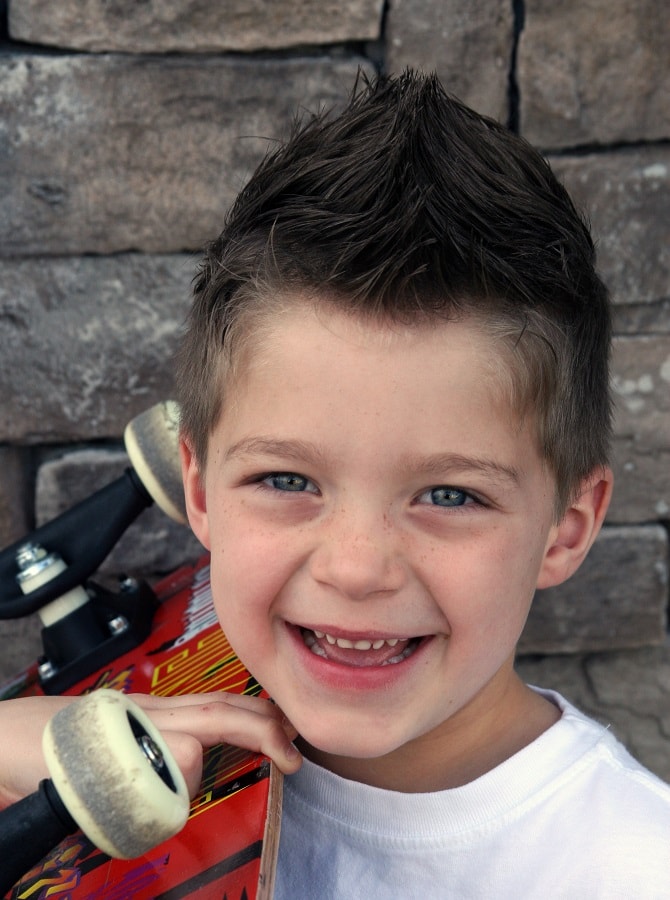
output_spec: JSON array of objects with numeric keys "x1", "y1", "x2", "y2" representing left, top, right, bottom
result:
[
  {"x1": 225, "y1": 437, "x2": 327, "y2": 466},
  {"x1": 225, "y1": 437, "x2": 519, "y2": 486},
  {"x1": 400, "y1": 452, "x2": 521, "y2": 487}
]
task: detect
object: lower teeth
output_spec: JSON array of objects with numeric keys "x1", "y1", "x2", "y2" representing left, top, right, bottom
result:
[{"x1": 381, "y1": 644, "x2": 416, "y2": 665}]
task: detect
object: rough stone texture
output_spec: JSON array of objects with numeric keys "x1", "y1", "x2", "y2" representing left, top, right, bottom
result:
[
  {"x1": 551, "y1": 148, "x2": 670, "y2": 328},
  {"x1": 0, "y1": 255, "x2": 194, "y2": 442},
  {"x1": 35, "y1": 448, "x2": 203, "y2": 576},
  {"x1": 8, "y1": 0, "x2": 384, "y2": 52},
  {"x1": 520, "y1": 526, "x2": 668, "y2": 654},
  {"x1": 0, "y1": 616, "x2": 43, "y2": 685},
  {"x1": 518, "y1": 0, "x2": 670, "y2": 148},
  {"x1": 609, "y1": 336, "x2": 670, "y2": 523},
  {"x1": 386, "y1": 0, "x2": 513, "y2": 122},
  {"x1": 0, "y1": 54, "x2": 372, "y2": 256},
  {"x1": 516, "y1": 641, "x2": 670, "y2": 782},
  {"x1": 0, "y1": 447, "x2": 30, "y2": 547}
]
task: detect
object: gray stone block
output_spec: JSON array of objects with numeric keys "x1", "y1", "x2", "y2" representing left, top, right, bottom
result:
[
  {"x1": 0, "y1": 447, "x2": 30, "y2": 547},
  {"x1": 0, "y1": 254, "x2": 193, "y2": 442},
  {"x1": 609, "y1": 336, "x2": 670, "y2": 523},
  {"x1": 551, "y1": 148, "x2": 670, "y2": 322},
  {"x1": 518, "y1": 0, "x2": 670, "y2": 148},
  {"x1": 8, "y1": 0, "x2": 383, "y2": 52},
  {"x1": 35, "y1": 448, "x2": 204, "y2": 577},
  {"x1": 516, "y1": 642, "x2": 670, "y2": 783},
  {"x1": 0, "y1": 54, "x2": 372, "y2": 255},
  {"x1": 612, "y1": 300, "x2": 670, "y2": 337},
  {"x1": 0, "y1": 616, "x2": 43, "y2": 685},
  {"x1": 520, "y1": 525, "x2": 668, "y2": 654},
  {"x1": 386, "y1": 0, "x2": 513, "y2": 121}
]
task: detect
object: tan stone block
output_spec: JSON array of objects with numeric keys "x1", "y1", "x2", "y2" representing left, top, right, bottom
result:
[
  {"x1": 9, "y1": 0, "x2": 383, "y2": 52},
  {"x1": 520, "y1": 526, "x2": 667, "y2": 654},
  {"x1": 519, "y1": 0, "x2": 670, "y2": 147},
  {"x1": 551, "y1": 148, "x2": 670, "y2": 316},
  {"x1": 386, "y1": 0, "x2": 513, "y2": 121},
  {"x1": 0, "y1": 54, "x2": 371, "y2": 255},
  {"x1": 0, "y1": 255, "x2": 193, "y2": 441}
]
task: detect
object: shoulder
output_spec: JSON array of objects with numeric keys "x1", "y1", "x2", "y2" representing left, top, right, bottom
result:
[{"x1": 532, "y1": 689, "x2": 670, "y2": 837}]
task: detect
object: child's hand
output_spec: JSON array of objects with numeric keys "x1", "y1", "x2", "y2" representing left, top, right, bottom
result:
[
  {"x1": 128, "y1": 691, "x2": 302, "y2": 794},
  {"x1": 0, "y1": 691, "x2": 301, "y2": 809}
]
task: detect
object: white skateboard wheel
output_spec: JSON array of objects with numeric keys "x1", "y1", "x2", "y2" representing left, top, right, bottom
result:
[
  {"x1": 124, "y1": 400, "x2": 187, "y2": 524},
  {"x1": 43, "y1": 690, "x2": 190, "y2": 859}
]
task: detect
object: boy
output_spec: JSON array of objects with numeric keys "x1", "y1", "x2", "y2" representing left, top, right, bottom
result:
[{"x1": 1, "y1": 71, "x2": 669, "y2": 896}]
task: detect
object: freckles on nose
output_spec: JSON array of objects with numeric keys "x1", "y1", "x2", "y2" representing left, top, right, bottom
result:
[{"x1": 309, "y1": 517, "x2": 406, "y2": 597}]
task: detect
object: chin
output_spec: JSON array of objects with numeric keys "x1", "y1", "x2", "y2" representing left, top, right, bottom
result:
[{"x1": 297, "y1": 719, "x2": 412, "y2": 763}]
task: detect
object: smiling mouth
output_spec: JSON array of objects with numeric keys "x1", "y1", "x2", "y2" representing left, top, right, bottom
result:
[{"x1": 300, "y1": 627, "x2": 423, "y2": 667}]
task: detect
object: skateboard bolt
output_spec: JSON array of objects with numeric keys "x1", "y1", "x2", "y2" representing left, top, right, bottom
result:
[
  {"x1": 16, "y1": 541, "x2": 47, "y2": 568},
  {"x1": 15, "y1": 542, "x2": 57, "y2": 583},
  {"x1": 137, "y1": 734, "x2": 165, "y2": 773},
  {"x1": 108, "y1": 615, "x2": 129, "y2": 636},
  {"x1": 38, "y1": 659, "x2": 56, "y2": 680}
]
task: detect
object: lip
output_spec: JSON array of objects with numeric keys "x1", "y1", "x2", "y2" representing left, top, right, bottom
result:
[{"x1": 284, "y1": 622, "x2": 434, "y2": 692}]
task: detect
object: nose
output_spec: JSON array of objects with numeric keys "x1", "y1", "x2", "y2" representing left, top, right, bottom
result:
[{"x1": 308, "y1": 504, "x2": 406, "y2": 601}]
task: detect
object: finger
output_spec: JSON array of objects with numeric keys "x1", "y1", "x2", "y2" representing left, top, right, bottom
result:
[
  {"x1": 159, "y1": 731, "x2": 204, "y2": 798},
  {"x1": 132, "y1": 691, "x2": 300, "y2": 753},
  {"x1": 131, "y1": 691, "x2": 278, "y2": 716},
  {"x1": 143, "y1": 700, "x2": 303, "y2": 775}
]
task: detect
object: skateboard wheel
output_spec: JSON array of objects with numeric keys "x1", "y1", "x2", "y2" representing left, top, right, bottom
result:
[
  {"x1": 124, "y1": 400, "x2": 187, "y2": 524},
  {"x1": 43, "y1": 689, "x2": 190, "y2": 859}
]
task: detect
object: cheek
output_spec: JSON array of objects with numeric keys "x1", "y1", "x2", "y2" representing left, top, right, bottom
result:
[
  {"x1": 207, "y1": 517, "x2": 291, "y2": 625},
  {"x1": 426, "y1": 537, "x2": 537, "y2": 641}
]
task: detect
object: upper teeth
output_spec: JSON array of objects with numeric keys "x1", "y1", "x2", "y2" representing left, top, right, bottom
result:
[{"x1": 313, "y1": 630, "x2": 403, "y2": 651}]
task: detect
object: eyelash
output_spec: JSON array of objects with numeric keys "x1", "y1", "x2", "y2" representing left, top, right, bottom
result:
[
  {"x1": 253, "y1": 472, "x2": 484, "y2": 510},
  {"x1": 256, "y1": 472, "x2": 319, "y2": 494},
  {"x1": 414, "y1": 486, "x2": 479, "y2": 509}
]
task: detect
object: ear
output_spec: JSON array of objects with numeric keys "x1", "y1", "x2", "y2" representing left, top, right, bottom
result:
[
  {"x1": 180, "y1": 437, "x2": 211, "y2": 550},
  {"x1": 536, "y1": 467, "x2": 614, "y2": 590}
]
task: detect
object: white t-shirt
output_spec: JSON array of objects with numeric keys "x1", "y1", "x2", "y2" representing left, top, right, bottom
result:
[{"x1": 275, "y1": 690, "x2": 670, "y2": 898}]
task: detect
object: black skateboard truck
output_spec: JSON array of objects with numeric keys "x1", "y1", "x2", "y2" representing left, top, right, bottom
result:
[{"x1": 0, "y1": 402, "x2": 185, "y2": 693}]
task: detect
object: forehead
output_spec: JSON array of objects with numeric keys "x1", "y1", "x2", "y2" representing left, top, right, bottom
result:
[
  {"x1": 227, "y1": 296, "x2": 517, "y2": 397},
  {"x1": 222, "y1": 298, "x2": 523, "y2": 433}
]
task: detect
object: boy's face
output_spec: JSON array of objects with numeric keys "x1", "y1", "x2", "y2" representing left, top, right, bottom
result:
[{"x1": 183, "y1": 300, "x2": 581, "y2": 779}]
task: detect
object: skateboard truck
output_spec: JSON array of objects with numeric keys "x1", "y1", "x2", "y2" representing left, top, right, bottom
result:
[{"x1": 0, "y1": 402, "x2": 186, "y2": 693}]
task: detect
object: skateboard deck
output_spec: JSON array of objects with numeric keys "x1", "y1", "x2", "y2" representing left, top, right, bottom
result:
[{"x1": 0, "y1": 555, "x2": 281, "y2": 900}]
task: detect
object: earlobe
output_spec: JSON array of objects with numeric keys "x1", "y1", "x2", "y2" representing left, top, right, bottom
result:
[
  {"x1": 536, "y1": 467, "x2": 614, "y2": 590},
  {"x1": 180, "y1": 438, "x2": 211, "y2": 550}
]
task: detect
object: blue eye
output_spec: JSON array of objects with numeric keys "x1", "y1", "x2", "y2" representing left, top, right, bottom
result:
[
  {"x1": 263, "y1": 473, "x2": 316, "y2": 493},
  {"x1": 420, "y1": 487, "x2": 470, "y2": 507}
]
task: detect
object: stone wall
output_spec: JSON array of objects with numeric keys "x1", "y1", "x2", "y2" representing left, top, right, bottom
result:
[{"x1": 0, "y1": 1, "x2": 668, "y2": 779}]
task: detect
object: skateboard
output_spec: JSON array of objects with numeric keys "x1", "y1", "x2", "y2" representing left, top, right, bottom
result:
[{"x1": 0, "y1": 403, "x2": 281, "y2": 900}]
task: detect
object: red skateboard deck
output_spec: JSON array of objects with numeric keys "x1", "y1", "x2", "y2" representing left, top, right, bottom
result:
[{"x1": 0, "y1": 556, "x2": 281, "y2": 900}]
